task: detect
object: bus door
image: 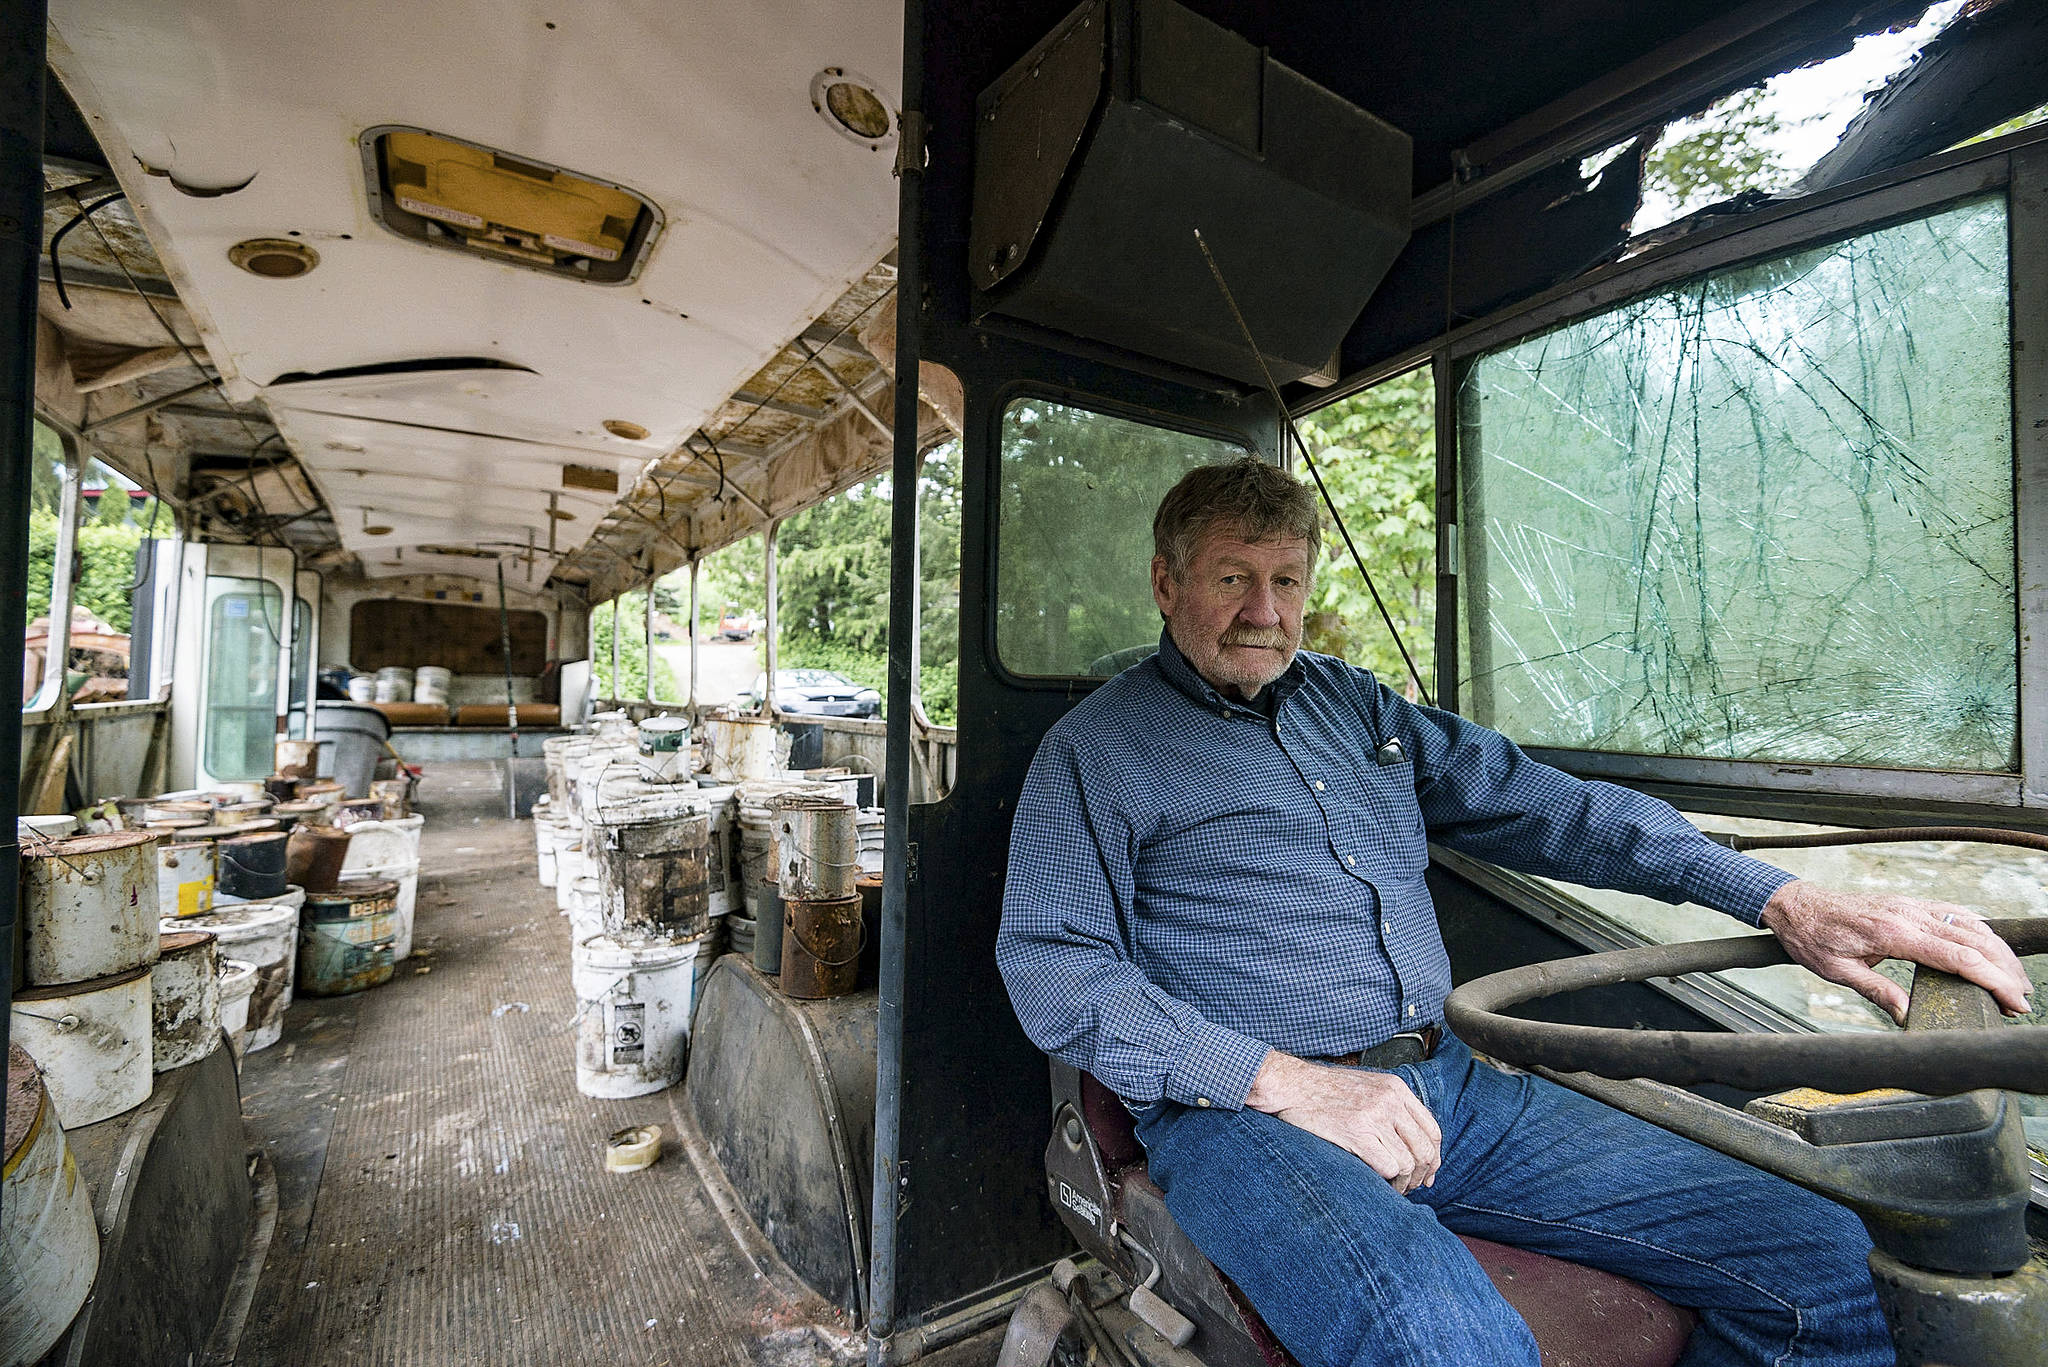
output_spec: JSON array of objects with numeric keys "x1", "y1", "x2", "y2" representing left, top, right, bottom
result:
[{"x1": 168, "y1": 544, "x2": 299, "y2": 791}]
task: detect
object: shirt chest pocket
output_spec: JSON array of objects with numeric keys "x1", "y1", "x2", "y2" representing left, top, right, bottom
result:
[{"x1": 1333, "y1": 759, "x2": 1428, "y2": 876}]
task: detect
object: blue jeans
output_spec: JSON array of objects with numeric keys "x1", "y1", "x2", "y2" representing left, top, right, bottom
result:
[{"x1": 1132, "y1": 1035, "x2": 1890, "y2": 1367}]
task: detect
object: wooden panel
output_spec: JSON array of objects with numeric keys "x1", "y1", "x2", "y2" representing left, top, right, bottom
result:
[{"x1": 349, "y1": 600, "x2": 548, "y2": 675}]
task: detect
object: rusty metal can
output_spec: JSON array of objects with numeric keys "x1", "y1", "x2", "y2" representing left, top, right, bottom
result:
[{"x1": 779, "y1": 893, "x2": 863, "y2": 999}]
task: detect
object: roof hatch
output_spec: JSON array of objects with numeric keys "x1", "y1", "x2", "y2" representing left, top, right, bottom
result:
[{"x1": 360, "y1": 126, "x2": 663, "y2": 284}]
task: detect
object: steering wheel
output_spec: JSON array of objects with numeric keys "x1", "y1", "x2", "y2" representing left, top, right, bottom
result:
[
  {"x1": 1443, "y1": 918, "x2": 2048, "y2": 1365},
  {"x1": 1442, "y1": 917, "x2": 2048, "y2": 1097}
]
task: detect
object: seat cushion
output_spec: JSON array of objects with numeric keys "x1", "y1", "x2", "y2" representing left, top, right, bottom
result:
[{"x1": 1075, "y1": 1074, "x2": 1694, "y2": 1367}]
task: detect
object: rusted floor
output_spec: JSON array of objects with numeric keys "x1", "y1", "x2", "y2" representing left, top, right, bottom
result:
[{"x1": 233, "y1": 761, "x2": 861, "y2": 1367}]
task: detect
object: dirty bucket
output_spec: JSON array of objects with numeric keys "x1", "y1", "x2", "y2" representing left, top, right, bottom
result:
[
  {"x1": 726, "y1": 913, "x2": 756, "y2": 958},
  {"x1": 217, "y1": 959, "x2": 256, "y2": 1055},
  {"x1": 299, "y1": 882, "x2": 398, "y2": 996},
  {"x1": 856, "y1": 809, "x2": 885, "y2": 874},
  {"x1": 702, "y1": 716, "x2": 789, "y2": 783},
  {"x1": 285, "y1": 824, "x2": 352, "y2": 892},
  {"x1": 274, "y1": 736, "x2": 320, "y2": 783},
  {"x1": 634, "y1": 715, "x2": 692, "y2": 784},
  {"x1": 334, "y1": 797, "x2": 385, "y2": 829},
  {"x1": 174, "y1": 902, "x2": 299, "y2": 1052},
  {"x1": 157, "y1": 836, "x2": 217, "y2": 919},
  {"x1": 568, "y1": 875, "x2": 605, "y2": 946},
  {"x1": 535, "y1": 815, "x2": 561, "y2": 888},
  {"x1": 553, "y1": 830, "x2": 589, "y2": 912},
  {"x1": 10, "y1": 965, "x2": 153, "y2": 1127},
  {"x1": 780, "y1": 893, "x2": 862, "y2": 1000},
  {"x1": 773, "y1": 794, "x2": 858, "y2": 902},
  {"x1": 17, "y1": 814, "x2": 76, "y2": 839},
  {"x1": 152, "y1": 931, "x2": 221, "y2": 1072},
  {"x1": 373, "y1": 666, "x2": 413, "y2": 703},
  {"x1": 570, "y1": 933, "x2": 699, "y2": 1098},
  {"x1": 2, "y1": 1046, "x2": 100, "y2": 1367},
  {"x1": 217, "y1": 831, "x2": 290, "y2": 902},
  {"x1": 592, "y1": 791, "x2": 711, "y2": 939},
  {"x1": 699, "y1": 785, "x2": 738, "y2": 916},
  {"x1": 339, "y1": 825, "x2": 420, "y2": 961},
  {"x1": 371, "y1": 777, "x2": 412, "y2": 819},
  {"x1": 22, "y1": 829, "x2": 164, "y2": 986},
  {"x1": 754, "y1": 879, "x2": 784, "y2": 975},
  {"x1": 412, "y1": 665, "x2": 451, "y2": 705}
]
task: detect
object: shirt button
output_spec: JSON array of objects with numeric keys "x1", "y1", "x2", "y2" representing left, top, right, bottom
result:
[
  {"x1": 1196, "y1": 1097, "x2": 1211, "y2": 1108},
  {"x1": 1382, "y1": 919, "x2": 1393, "y2": 935},
  {"x1": 1313, "y1": 780, "x2": 1325, "y2": 791},
  {"x1": 1345, "y1": 855, "x2": 1356, "y2": 867},
  {"x1": 1406, "y1": 1003, "x2": 1419, "y2": 1018}
]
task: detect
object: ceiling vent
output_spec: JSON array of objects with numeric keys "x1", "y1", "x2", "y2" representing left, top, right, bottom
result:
[
  {"x1": 360, "y1": 127, "x2": 663, "y2": 285},
  {"x1": 970, "y1": 0, "x2": 1411, "y2": 387}
]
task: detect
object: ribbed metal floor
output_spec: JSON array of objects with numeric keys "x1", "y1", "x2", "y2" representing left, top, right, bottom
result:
[{"x1": 235, "y1": 761, "x2": 851, "y2": 1367}]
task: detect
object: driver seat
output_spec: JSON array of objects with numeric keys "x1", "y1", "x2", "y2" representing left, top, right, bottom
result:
[{"x1": 1052, "y1": 1067, "x2": 1696, "y2": 1367}]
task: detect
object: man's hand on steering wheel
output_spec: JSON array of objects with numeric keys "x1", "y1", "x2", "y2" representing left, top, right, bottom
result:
[
  {"x1": 1245, "y1": 1051, "x2": 1442, "y2": 1193},
  {"x1": 1759, "y1": 880, "x2": 2035, "y2": 1024}
]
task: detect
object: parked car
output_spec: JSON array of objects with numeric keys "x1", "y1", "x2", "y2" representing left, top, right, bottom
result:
[
  {"x1": 715, "y1": 608, "x2": 755, "y2": 641},
  {"x1": 744, "y1": 669, "x2": 882, "y2": 718}
]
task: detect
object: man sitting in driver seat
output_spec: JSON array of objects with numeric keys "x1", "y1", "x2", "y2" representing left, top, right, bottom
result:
[{"x1": 997, "y1": 457, "x2": 2034, "y2": 1367}]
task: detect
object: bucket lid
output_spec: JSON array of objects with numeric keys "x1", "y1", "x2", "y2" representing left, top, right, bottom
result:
[
  {"x1": 639, "y1": 716, "x2": 689, "y2": 734},
  {"x1": 14, "y1": 962, "x2": 150, "y2": 1001},
  {"x1": 174, "y1": 903, "x2": 300, "y2": 939},
  {"x1": 160, "y1": 929, "x2": 217, "y2": 955},
  {"x1": 307, "y1": 879, "x2": 398, "y2": 904},
  {"x1": 574, "y1": 931, "x2": 700, "y2": 968},
  {"x1": 26, "y1": 828, "x2": 163, "y2": 859},
  {"x1": 219, "y1": 958, "x2": 258, "y2": 987},
  {"x1": 223, "y1": 831, "x2": 289, "y2": 850}
]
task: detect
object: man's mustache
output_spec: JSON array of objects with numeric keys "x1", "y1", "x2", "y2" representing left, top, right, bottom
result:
[{"x1": 1218, "y1": 626, "x2": 1293, "y2": 650}]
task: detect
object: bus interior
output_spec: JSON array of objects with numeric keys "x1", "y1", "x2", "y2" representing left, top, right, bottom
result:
[{"x1": 4, "y1": 2, "x2": 2048, "y2": 1366}]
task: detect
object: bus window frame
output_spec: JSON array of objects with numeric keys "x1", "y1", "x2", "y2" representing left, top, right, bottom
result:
[
  {"x1": 983, "y1": 381, "x2": 1263, "y2": 693},
  {"x1": 23, "y1": 419, "x2": 80, "y2": 717},
  {"x1": 1423, "y1": 150, "x2": 2043, "y2": 816}
]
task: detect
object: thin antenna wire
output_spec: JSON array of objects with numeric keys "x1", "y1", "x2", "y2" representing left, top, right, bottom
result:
[{"x1": 1192, "y1": 228, "x2": 1433, "y2": 706}]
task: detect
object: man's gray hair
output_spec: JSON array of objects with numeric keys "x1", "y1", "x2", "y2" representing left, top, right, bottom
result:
[{"x1": 1153, "y1": 457, "x2": 1322, "y2": 583}]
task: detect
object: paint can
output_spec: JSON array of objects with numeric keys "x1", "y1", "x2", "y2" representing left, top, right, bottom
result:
[
  {"x1": 780, "y1": 894, "x2": 862, "y2": 1000},
  {"x1": 535, "y1": 815, "x2": 561, "y2": 888},
  {"x1": 299, "y1": 882, "x2": 398, "y2": 996},
  {"x1": 217, "y1": 959, "x2": 257, "y2": 1055},
  {"x1": 856, "y1": 809, "x2": 885, "y2": 874},
  {"x1": 774, "y1": 794, "x2": 859, "y2": 902},
  {"x1": 346, "y1": 674, "x2": 376, "y2": 703},
  {"x1": 210, "y1": 781, "x2": 267, "y2": 804},
  {"x1": 703, "y1": 715, "x2": 792, "y2": 783},
  {"x1": 17, "y1": 814, "x2": 76, "y2": 839},
  {"x1": 2, "y1": 1046, "x2": 100, "y2": 1367},
  {"x1": 373, "y1": 666, "x2": 414, "y2": 703},
  {"x1": 333, "y1": 797, "x2": 385, "y2": 830},
  {"x1": 174, "y1": 903, "x2": 300, "y2": 1052},
  {"x1": 726, "y1": 913, "x2": 756, "y2": 958},
  {"x1": 570, "y1": 933, "x2": 700, "y2": 1098},
  {"x1": 143, "y1": 797, "x2": 212, "y2": 826},
  {"x1": 339, "y1": 821, "x2": 421, "y2": 960},
  {"x1": 274, "y1": 737, "x2": 320, "y2": 782},
  {"x1": 754, "y1": 878, "x2": 784, "y2": 975},
  {"x1": 634, "y1": 715, "x2": 692, "y2": 784},
  {"x1": 264, "y1": 774, "x2": 300, "y2": 803},
  {"x1": 285, "y1": 824, "x2": 352, "y2": 892},
  {"x1": 592, "y1": 791, "x2": 711, "y2": 938},
  {"x1": 152, "y1": 931, "x2": 221, "y2": 1072},
  {"x1": 273, "y1": 797, "x2": 334, "y2": 829},
  {"x1": 22, "y1": 830, "x2": 163, "y2": 986},
  {"x1": 552, "y1": 830, "x2": 587, "y2": 911},
  {"x1": 297, "y1": 779, "x2": 347, "y2": 803},
  {"x1": 157, "y1": 836, "x2": 217, "y2": 919},
  {"x1": 371, "y1": 777, "x2": 412, "y2": 819},
  {"x1": 412, "y1": 665, "x2": 452, "y2": 705},
  {"x1": 10, "y1": 965, "x2": 153, "y2": 1127},
  {"x1": 698, "y1": 785, "x2": 738, "y2": 915},
  {"x1": 217, "y1": 831, "x2": 290, "y2": 902}
]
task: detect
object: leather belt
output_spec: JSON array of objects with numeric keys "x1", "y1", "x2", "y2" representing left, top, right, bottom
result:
[{"x1": 1314, "y1": 1023, "x2": 1443, "y2": 1069}]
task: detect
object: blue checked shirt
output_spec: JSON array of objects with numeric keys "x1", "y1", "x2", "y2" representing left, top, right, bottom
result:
[{"x1": 996, "y1": 629, "x2": 1797, "y2": 1111}]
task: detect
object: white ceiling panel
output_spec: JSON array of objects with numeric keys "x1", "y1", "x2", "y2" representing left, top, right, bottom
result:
[{"x1": 48, "y1": 0, "x2": 902, "y2": 573}]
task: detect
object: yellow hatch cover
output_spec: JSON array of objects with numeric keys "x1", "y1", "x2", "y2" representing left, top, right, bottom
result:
[{"x1": 368, "y1": 128, "x2": 658, "y2": 282}]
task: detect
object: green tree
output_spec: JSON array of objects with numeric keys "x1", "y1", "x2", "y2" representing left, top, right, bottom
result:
[
  {"x1": 593, "y1": 588, "x2": 682, "y2": 700},
  {"x1": 1297, "y1": 368, "x2": 1437, "y2": 697},
  {"x1": 1644, "y1": 88, "x2": 1793, "y2": 211}
]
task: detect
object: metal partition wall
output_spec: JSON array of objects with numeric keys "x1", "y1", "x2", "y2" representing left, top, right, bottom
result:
[{"x1": 1422, "y1": 141, "x2": 2048, "y2": 826}]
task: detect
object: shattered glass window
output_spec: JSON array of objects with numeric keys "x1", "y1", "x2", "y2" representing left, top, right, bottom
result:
[
  {"x1": 997, "y1": 399, "x2": 1247, "y2": 678},
  {"x1": 1458, "y1": 195, "x2": 2015, "y2": 771}
]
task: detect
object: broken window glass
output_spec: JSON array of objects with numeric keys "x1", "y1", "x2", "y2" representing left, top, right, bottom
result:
[
  {"x1": 997, "y1": 399, "x2": 1247, "y2": 679},
  {"x1": 1458, "y1": 194, "x2": 2015, "y2": 772}
]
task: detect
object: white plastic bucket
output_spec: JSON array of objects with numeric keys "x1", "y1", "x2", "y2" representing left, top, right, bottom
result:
[
  {"x1": 702, "y1": 716, "x2": 789, "y2": 782},
  {"x1": 17, "y1": 814, "x2": 76, "y2": 839},
  {"x1": 412, "y1": 665, "x2": 451, "y2": 704},
  {"x1": 570, "y1": 933, "x2": 699, "y2": 1098},
  {"x1": 173, "y1": 903, "x2": 298, "y2": 1052},
  {"x1": 11, "y1": 966, "x2": 153, "y2": 1127},
  {"x1": 554, "y1": 834, "x2": 589, "y2": 912},
  {"x1": 536, "y1": 818, "x2": 560, "y2": 888},
  {"x1": 157, "y1": 838, "x2": 217, "y2": 919},
  {"x1": 2, "y1": 1047, "x2": 100, "y2": 1367},
  {"x1": 635, "y1": 715, "x2": 692, "y2": 783},
  {"x1": 22, "y1": 830, "x2": 164, "y2": 986},
  {"x1": 701, "y1": 787, "x2": 739, "y2": 916},
  {"x1": 152, "y1": 930, "x2": 222, "y2": 1073},
  {"x1": 346, "y1": 675, "x2": 376, "y2": 703},
  {"x1": 218, "y1": 959, "x2": 256, "y2": 1055},
  {"x1": 568, "y1": 876, "x2": 605, "y2": 946},
  {"x1": 856, "y1": 809, "x2": 885, "y2": 875},
  {"x1": 373, "y1": 666, "x2": 414, "y2": 703}
]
